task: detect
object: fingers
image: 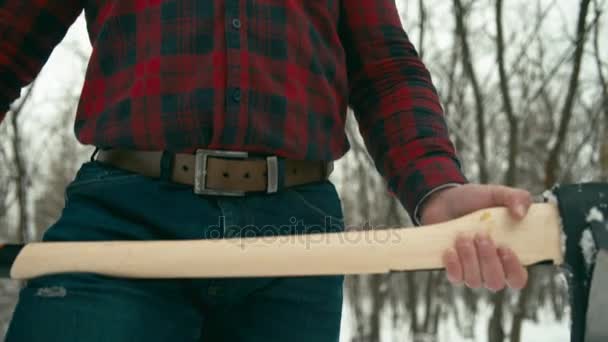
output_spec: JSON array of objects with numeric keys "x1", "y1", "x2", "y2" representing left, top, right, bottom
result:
[
  {"x1": 475, "y1": 233, "x2": 505, "y2": 292},
  {"x1": 498, "y1": 246, "x2": 528, "y2": 289},
  {"x1": 455, "y1": 235, "x2": 482, "y2": 288},
  {"x1": 488, "y1": 185, "x2": 533, "y2": 219},
  {"x1": 445, "y1": 235, "x2": 528, "y2": 292},
  {"x1": 443, "y1": 248, "x2": 463, "y2": 284}
]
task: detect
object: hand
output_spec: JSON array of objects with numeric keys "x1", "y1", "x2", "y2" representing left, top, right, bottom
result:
[{"x1": 419, "y1": 184, "x2": 533, "y2": 291}]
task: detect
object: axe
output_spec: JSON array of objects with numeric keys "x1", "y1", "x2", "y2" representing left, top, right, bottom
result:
[{"x1": 1, "y1": 182, "x2": 607, "y2": 341}]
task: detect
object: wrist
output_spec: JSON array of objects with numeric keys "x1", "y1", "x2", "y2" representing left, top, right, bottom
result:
[{"x1": 415, "y1": 183, "x2": 462, "y2": 225}]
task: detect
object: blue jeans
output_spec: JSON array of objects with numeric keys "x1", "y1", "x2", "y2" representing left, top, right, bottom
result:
[{"x1": 6, "y1": 160, "x2": 345, "y2": 341}]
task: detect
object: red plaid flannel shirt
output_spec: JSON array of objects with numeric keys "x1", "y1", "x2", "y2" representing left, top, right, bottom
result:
[{"x1": 0, "y1": 0, "x2": 467, "y2": 221}]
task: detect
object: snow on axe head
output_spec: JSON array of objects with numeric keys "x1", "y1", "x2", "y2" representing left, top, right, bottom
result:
[{"x1": 552, "y1": 182, "x2": 608, "y2": 342}]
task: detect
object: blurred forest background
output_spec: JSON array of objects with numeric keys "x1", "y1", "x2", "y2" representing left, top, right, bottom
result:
[{"x1": 1, "y1": 0, "x2": 607, "y2": 341}]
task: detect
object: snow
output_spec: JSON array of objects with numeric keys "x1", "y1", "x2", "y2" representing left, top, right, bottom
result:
[
  {"x1": 579, "y1": 229, "x2": 597, "y2": 271},
  {"x1": 379, "y1": 282, "x2": 388, "y2": 293},
  {"x1": 580, "y1": 207, "x2": 606, "y2": 270},
  {"x1": 542, "y1": 189, "x2": 566, "y2": 256},
  {"x1": 542, "y1": 190, "x2": 559, "y2": 205},
  {"x1": 340, "y1": 298, "x2": 570, "y2": 342},
  {"x1": 560, "y1": 230, "x2": 567, "y2": 258},
  {"x1": 585, "y1": 207, "x2": 604, "y2": 223}
]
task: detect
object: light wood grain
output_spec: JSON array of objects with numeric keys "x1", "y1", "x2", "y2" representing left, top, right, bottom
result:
[{"x1": 10, "y1": 203, "x2": 563, "y2": 280}]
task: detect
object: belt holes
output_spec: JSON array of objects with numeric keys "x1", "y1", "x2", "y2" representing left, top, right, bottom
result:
[
  {"x1": 222, "y1": 172, "x2": 230, "y2": 178},
  {"x1": 243, "y1": 172, "x2": 250, "y2": 179},
  {"x1": 292, "y1": 168, "x2": 297, "y2": 175},
  {"x1": 182, "y1": 165, "x2": 189, "y2": 172}
]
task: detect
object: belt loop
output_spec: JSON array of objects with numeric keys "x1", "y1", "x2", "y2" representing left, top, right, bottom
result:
[
  {"x1": 160, "y1": 151, "x2": 175, "y2": 181},
  {"x1": 277, "y1": 157, "x2": 286, "y2": 190},
  {"x1": 89, "y1": 147, "x2": 100, "y2": 162}
]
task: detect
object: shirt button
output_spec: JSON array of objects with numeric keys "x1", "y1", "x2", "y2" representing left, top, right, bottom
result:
[
  {"x1": 232, "y1": 89, "x2": 241, "y2": 102},
  {"x1": 232, "y1": 18, "x2": 241, "y2": 29}
]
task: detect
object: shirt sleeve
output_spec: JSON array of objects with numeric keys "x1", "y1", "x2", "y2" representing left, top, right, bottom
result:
[
  {"x1": 0, "y1": 0, "x2": 83, "y2": 121},
  {"x1": 339, "y1": 0, "x2": 468, "y2": 223}
]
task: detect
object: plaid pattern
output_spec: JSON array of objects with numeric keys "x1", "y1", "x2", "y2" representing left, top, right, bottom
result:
[{"x1": 0, "y1": 0, "x2": 467, "y2": 219}]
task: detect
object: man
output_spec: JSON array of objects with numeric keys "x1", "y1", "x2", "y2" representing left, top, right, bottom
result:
[{"x1": 0, "y1": 0, "x2": 531, "y2": 341}]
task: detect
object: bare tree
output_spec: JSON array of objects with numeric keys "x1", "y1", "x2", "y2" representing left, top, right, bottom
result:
[
  {"x1": 592, "y1": 0, "x2": 608, "y2": 180},
  {"x1": 496, "y1": 0, "x2": 519, "y2": 186},
  {"x1": 544, "y1": 0, "x2": 592, "y2": 187},
  {"x1": 453, "y1": 0, "x2": 489, "y2": 183},
  {"x1": 7, "y1": 83, "x2": 36, "y2": 244}
]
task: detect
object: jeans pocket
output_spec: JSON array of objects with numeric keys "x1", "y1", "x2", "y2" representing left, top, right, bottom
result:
[
  {"x1": 65, "y1": 161, "x2": 147, "y2": 195},
  {"x1": 286, "y1": 181, "x2": 344, "y2": 232}
]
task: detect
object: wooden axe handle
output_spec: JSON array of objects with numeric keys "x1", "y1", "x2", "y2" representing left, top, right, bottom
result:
[{"x1": 9, "y1": 203, "x2": 563, "y2": 279}]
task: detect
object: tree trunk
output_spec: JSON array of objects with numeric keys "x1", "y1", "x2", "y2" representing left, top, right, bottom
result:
[
  {"x1": 496, "y1": 0, "x2": 519, "y2": 186},
  {"x1": 593, "y1": 2, "x2": 608, "y2": 180},
  {"x1": 544, "y1": 0, "x2": 592, "y2": 187},
  {"x1": 407, "y1": 273, "x2": 420, "y2": 336},
  {"x1": 368, "y1": 274, "x2": 385, "y2": 342},
  {"x1": 510, "y1": 285, "x2": 532, "y2": 342},
  {"x1": 453, "y1": 0, "x2": 489, "y2": 183},
  {"x1": 417, "y1": 0, "x2": 427, "y2": 60},
  {"x1": 489, "y1": 291, "x2": 506, "y2": 342},
  {"x1": 8, "y1": 84, "x2": 35, "y2": 244}
]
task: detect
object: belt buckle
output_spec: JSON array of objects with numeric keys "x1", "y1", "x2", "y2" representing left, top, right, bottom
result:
[{"x1": 194, "y1": 149, "x2": 280, "y2": 196}]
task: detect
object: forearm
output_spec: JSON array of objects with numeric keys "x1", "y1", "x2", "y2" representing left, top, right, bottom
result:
[
  {"x1": 341, "y1": 0, "x2": 467, "y2": 222},
  {"x1": 361, "y1": 78, "x2": 467, "y2": 222}
]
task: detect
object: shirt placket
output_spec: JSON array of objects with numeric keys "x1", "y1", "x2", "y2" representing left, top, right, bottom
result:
[{"x1": 223, "y1": 0, "x2": 246, "y2": 146}]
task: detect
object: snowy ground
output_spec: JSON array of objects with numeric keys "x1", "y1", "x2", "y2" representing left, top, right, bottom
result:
[{"x1": 339, "y1": 299, "x2": 570, "y2": 342}]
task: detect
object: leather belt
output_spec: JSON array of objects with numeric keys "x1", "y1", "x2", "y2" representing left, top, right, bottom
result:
[{"x1": 95, "y1": 148, "x2": 333, "y2": 196}]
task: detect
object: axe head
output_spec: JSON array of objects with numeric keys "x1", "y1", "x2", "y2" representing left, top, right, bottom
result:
[{"x1": 553, "y1": 182, "x2": 608, "y2": 342}]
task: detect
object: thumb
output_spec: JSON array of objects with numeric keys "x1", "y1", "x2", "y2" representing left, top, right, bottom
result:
[{"x1": 483, "y1": 185, "x2": 533, "y2": 219}]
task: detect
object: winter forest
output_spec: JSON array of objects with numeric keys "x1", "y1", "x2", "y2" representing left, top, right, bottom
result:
[{"x1": 1, "y1": 0, "x2": 607, "y2": 341}]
